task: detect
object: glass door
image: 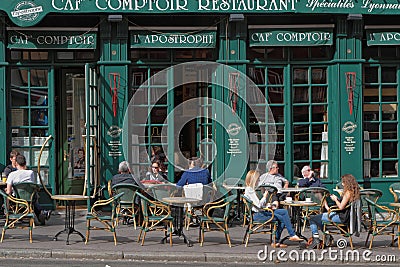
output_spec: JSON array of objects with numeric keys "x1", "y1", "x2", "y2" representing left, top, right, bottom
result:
[{"x1": 59, "y1": 69, "x2": 86, "y2": 194}]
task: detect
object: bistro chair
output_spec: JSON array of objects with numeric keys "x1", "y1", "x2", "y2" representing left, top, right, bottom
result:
[
  {"x1": 389, "y1": 182, "x2": 400, "y2": 203},
  {"x1": 136, "y1": 192, "x2": 174, "y2": 246},
  {"x1": 198, "y1": 194, "x2": 236, "y2": 247},
  {"x1": 85, "y1": 192, "x2": 124, "y2": 246},
  {"x1": 12, "y1": 182, "x2": 40, "y2": 215},
  {"x1": 364, "y1": 198, "x2": 400, "y2": 249},
  {"x1": 256, "y1": 184, "x2": 279, "y2": 203},
  {"x1": 322, "y1": 200, "x2": 362, "y2": 250},
  {"x1": 111, "y1": 183, "x2": 141, "y2": 229},
  {"x1": 183, "y1": 183, "x2": 203, "y2": 229},
  {"x1": 359, "y1": 189, "x2": 383, "y2": 230},
  {"x1": 150, "y1": 184, "x2": 178, "y2": 201},
  {"x1": 183, "y1": 184, "x2": 216, "y2": 229},
  {"x1": 242, "y1": 195, "x2": 278, "y2": 247},
  {"x1": 296, "y1": 187, "x2": 330, "y2": 232},
  {"x1": 0, "y1": 189, "x2": 36, "y2": 243}
]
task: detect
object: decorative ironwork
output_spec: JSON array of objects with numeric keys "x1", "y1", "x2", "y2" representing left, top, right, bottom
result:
[
  {"x1": 345, "y1": 72, "x2": 356, "y2": 115},
  {"x1": 109, "y1": 72, "x2": 121, "y2": 117}
]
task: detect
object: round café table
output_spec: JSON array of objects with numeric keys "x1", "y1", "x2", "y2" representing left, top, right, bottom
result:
[
  {"x1": 162, "y1": 196, "x2": 200, "y2": 247},
  {"x1": 280, "y1": 200, "x2": 318, "y2": 244},
  {"x1": 51, "y1": 194, "x2": 89, "y2": 245}
]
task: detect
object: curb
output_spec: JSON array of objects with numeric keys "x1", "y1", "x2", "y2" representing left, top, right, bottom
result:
[{"x1": 0, "y1": 248, "x2": 398, "y2": 264}]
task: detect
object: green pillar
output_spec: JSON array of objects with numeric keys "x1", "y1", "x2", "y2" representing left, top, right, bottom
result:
[
  {"x1": 335, "y1": 16, "x2": 364, "y2": 183},
  {"x1": 0, "y1": 16, "x2": 7, "y2": 171},
  {"x1": 98, "y1": 17, "x2": 130, "y2": 184},
  {"x1": 216, "y1": 18, "x2": 249, "y2": 182}
]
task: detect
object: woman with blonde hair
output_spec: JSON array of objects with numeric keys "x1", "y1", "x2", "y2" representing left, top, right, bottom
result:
[
  {"x1": 308, "y1": 173, "x2": 360, "y2": 248},
  {"x1": 244, "y1": 170, "x2": 303, "y2": 248}
]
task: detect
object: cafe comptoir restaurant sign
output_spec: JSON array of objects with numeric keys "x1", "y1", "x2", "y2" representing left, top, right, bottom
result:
[{"x1": 3, "y1": 0, "x2": 400, "y2": 27}]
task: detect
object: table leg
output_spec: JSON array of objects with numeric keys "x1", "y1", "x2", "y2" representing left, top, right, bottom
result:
[
  {"x1": 161, "y1": 206, "x2": 193, "y2": 247},
  {"x1": 53, "y1": 200, "x2": 85, "y2": 245}
]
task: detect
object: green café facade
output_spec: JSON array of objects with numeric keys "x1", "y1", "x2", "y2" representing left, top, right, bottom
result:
[{"x1": 0, "y1": 0, "x2": 400, "y2": 206}]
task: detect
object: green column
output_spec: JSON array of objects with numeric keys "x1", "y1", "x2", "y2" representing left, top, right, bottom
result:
[
  {"x1": 98, "y1": 17, "x2": 130, "y2": 184},
  {"x1": 216, "y1": 18, "x2": 249, "y2": 182},
  {"x1": 0, "y1": 16, "x2": 7, "y2": 171},
  {"x1": 335, "y1": 16, "x2": 364, "y2": 183}
]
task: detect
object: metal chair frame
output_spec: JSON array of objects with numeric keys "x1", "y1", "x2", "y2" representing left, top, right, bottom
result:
[
  {"x1": 136, "y1": 192, "x2": 174, "y2": 246},
  {"x1": 85, "y1": 192, "x2": 124, "y2": 246},
  {"x1": 198, "y1": 194, "x2": 236, "y2": 247},
  {"x1": 242, "y1": 195, "x2": 278, "y2": 247},
  {"x1": 0, "y1": 189, "x2": 36, "y2": 243}
]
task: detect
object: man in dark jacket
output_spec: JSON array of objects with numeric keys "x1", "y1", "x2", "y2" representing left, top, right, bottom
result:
[
  {"x1": 110, "y1": 161, "x2": 143, "y2": 189},
  {"x1": 298, "y1": 165, "x2": 325, "y2": 188}
]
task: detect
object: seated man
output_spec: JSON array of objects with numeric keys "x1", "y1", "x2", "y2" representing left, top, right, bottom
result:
[
  {"x1": 110, "y1": 161, "x2": 143, "y2": 189},
  {"x1": 6, "y1": 154, "x2": 51, "y2": 225},
  {"x1": 258, "y1": 160, "x2": 289, "y2": 201},
  {"x1": 3, "y1": 150, "x2": 19, "y2": 178},
  {"x1": 298, "y1": 165, "x2": 325, "y2": 188},
  {"x1": 176, "y1": 157, "x2": 211, "y2": 187}
]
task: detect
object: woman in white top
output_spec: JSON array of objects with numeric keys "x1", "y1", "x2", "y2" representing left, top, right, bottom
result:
[{"x1": 244, "y1": 170, "x2": 303, "y2": 248}]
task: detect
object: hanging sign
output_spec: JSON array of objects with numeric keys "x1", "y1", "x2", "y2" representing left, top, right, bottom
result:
[
  {"x1": 7, "y1": 28, "x2": 97, "y2": 49},
  {"x1": 249, "y1": 28, "x2": 333, "y2": 46},
  {"x1": 130, "y1": 29, "x2": 216, "y2": 48},
  {"x1": 366, "y1": 30, "x2": 400, "y2": 46}
]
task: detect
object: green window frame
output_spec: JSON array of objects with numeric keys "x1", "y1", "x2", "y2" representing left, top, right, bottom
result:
[
  {"x1": 363, "y1": 64, "x2": 399, "y2": 178},
  {"x1": 247, "y1": 64, "x2": 329, "y2": 180},
  {"x1": 129, "y1": 49, "x2": 217, "y2": 182},
  {"x1": 9, "y1": 66, "x2": 52, "y2": 185}
]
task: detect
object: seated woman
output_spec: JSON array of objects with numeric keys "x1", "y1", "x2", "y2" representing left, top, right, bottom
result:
[
  {"x1": 308, "y1": 173, "x2": 360, "y2": 249},
  {"x1": 244, "y1": 170, "x2": 303, "y2": 248}
]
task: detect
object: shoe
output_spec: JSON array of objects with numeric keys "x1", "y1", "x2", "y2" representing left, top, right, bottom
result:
[
  {"x1": 308, "y1": 237, "x2": 321, "y2": 249},
  {"x1": 324, "y1": 234, "x2": 334, "y2": 247},
  {"x1": 38, "y1": 213, "x2": 46, "y2": 226},
  {"x1": 271, "y1": 243, "x2": 288, "y2": 248},
  {"x1": 289, "y1": 235, "x2": 304, "y2": 242},
  {"x1": 44, "y1": 210, "x2": 52, "y2": 220}
]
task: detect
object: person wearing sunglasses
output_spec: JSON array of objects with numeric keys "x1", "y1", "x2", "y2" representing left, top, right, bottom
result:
[
  {"x1": 298, "y1": 165, "x2": 325, "y2": 188},
  {"x1": 145, "y1": 161, "x2": 168, "y2": 183}
]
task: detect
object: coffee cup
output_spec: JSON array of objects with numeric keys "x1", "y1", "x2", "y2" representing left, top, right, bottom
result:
[
  {"x1": 286, "y1": 197, "x2": 292, "y2": 203},
  {"x1": 305, "y1": 197, "x2": 312, "y2": 202}
]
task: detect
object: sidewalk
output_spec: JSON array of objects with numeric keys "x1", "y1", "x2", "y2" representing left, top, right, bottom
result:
[{"x1": 0, "y1": 209, "x2": 399, "y2": 264}]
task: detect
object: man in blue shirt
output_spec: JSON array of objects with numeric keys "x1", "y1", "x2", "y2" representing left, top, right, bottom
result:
[{"x1": 176, "y1": 157, "x2": 211, "y2": 187}]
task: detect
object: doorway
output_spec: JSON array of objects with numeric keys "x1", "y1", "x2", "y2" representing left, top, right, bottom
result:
[{"x1": 56, "y1": 68, "x2": 86, "y2": 195}]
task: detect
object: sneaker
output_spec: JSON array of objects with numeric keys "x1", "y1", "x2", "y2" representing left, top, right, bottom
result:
[
  {"x1": 44, "y1": 210, "x2": 52, "y2": 220},
  {"x1": 289, "y1": 235, "x2": 304, "y2": 242},
  {"x1": 308, "y1": 237, "x2": 321, "y2": 249}
]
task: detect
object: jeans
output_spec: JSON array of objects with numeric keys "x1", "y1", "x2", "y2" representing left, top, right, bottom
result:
[
  {"x1": 310, "y1": 212, "x2": 341, "y2": 235},
  {"x1": 253, "y1": 208, "x2": 296, "y2": 241}
]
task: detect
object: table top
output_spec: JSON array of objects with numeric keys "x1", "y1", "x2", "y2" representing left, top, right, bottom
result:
[
  {"x1": 0, "y1": 181, "x2": 7, "y2": 186},
  {"x1": 162, "y1": 197, "x2": 200, "y2": 204},
  {"x1": 223, "y1": 185, "x2": 245, "y2": 190},
  {"x1": 281, "y1": 200, "x2": 318, "y2": 207},
  {"x1": 51, "y1": 194, "x2": 89, "y2": 201},
  {"x1": 389, "y1": 202, "x2": 400, "y2": 208},
  {"x1": 280, "y1": 187, "x2": 304, "y2": 193}
]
